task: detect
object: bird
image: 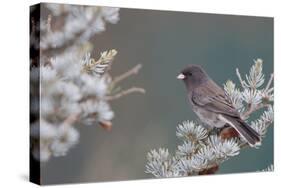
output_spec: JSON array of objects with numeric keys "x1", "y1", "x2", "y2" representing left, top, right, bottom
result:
[{"x1": 177, "y1": 64, "x2": 261, "y2": 147}]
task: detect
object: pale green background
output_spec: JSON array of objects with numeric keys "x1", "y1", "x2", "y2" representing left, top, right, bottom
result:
[{"x1": 42, "y1": 6, "x2": 273, "y2": 184}]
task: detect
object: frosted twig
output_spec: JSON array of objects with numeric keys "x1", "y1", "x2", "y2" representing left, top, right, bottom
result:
[
  {"x1": 111, "y1": 64, "x2": 142, "y2": 86},
  {"x1": 265, "y1": 73, "x2": 274, "y2": 91},
  {"x1": 241, "y1": 73, "x2": 273, "y2": 119},
  {"x1": 236, "y1": 68, "x2": 247, "y2": 89},
  {"x1": 105, "y1": 87, "x2": 145, "y2": 101}
]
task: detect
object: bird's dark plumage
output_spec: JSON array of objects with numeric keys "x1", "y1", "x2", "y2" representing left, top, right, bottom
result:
[{"x1": 177, "y1": 64, "x2": 260, "y2": 147}]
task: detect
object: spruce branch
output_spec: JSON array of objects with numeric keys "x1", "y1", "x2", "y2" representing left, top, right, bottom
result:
[
  {"x1": 30, "y1": 4, "x2": 144, "y2": 162},
  {"x1": 82, "y1": 49, "x2": 118, "y2": 76}
]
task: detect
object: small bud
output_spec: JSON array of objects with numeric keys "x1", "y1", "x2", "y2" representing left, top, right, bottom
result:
[{"x1": 99, "y1": 121, "x2": 112, "y2": 131}]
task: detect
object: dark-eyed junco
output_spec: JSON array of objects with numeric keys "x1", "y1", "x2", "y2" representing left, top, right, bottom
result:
[{"x1": 177, "y1": 64, "x2": 260, "y2": 147}]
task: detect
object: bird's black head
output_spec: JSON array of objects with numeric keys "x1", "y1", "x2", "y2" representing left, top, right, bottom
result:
[{"x1": 177, "y1": 64, "x2": 209, "y2": 89}]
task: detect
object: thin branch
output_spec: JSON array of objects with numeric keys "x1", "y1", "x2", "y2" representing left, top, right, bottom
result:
[
  {"x1": 105, "y1": 87, "x2": 145, "y2": 101},
  {"x1": 236, "y1": 68, "x2": 247, "y2": 89},
  {"x1": 265, "y1": 73, "x2": 274, "y2": 91},
  {"x1": 241, "y1": 103, "x2": 271, "y2": 120},
  {"x1": 111, "y1": 64, "x2": 142, "y2": 86}
]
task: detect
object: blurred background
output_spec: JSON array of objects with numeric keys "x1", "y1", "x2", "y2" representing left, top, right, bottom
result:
[{"x1": 41, "y1": 6, "x2": 273, "y2": 184}]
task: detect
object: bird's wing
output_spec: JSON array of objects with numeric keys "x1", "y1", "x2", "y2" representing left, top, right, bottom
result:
[{"x1": 191, "y1": 80, "x2": 240, "y2": 118}]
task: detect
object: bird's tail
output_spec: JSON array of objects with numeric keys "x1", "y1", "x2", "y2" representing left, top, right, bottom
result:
[{"x1": 219, "y1": 115, "x2": 261, "y2": 147}]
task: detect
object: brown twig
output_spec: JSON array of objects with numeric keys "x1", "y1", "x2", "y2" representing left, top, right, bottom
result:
[
  {"x1": 111, "y1": 64, "x2": 142, "y2": 86},
  {"x1": 105, "y1": 87, "x2": 145, "y2": 101},
  {"x1": 241, "y1": 103, "x2": 271, "y2": 120}
]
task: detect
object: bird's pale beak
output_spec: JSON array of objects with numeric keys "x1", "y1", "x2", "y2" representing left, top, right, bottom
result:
[{"x1": 177, "y1": 73, "x2": 185, "y2": 80}]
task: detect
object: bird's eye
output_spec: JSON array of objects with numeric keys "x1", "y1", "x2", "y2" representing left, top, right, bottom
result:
[{"x1": 188, "y1": 72, "x2": 192, "y2": 76}]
